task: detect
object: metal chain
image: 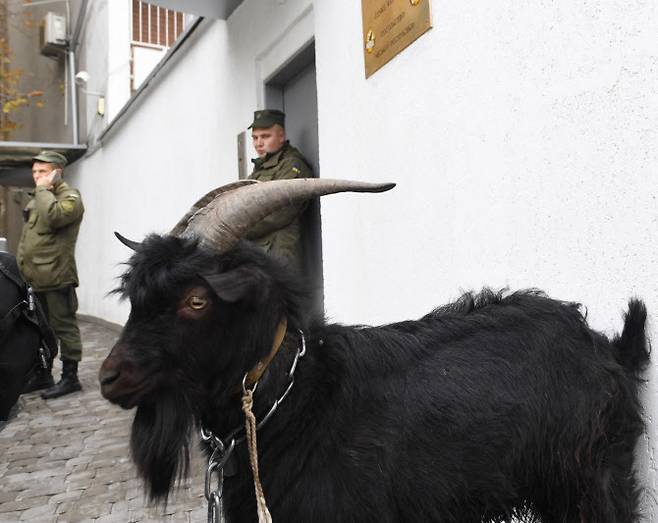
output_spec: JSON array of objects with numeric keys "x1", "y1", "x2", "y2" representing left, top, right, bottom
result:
[
  {"x1": 202, "y1": 432, "x2": 235, "y2": 523},
  {"x1": 202, "y1": 330, "x2": 307, "y2": 523}
]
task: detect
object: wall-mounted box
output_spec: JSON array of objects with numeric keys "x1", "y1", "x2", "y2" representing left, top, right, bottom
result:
[{"x1": 40, "y1": 12, "x2": 67, "y2": 59}]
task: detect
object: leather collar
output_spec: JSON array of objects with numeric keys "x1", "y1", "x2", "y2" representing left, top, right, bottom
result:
[{"x1": 243, "y1": 318, "x2": 288, "y2": 390}]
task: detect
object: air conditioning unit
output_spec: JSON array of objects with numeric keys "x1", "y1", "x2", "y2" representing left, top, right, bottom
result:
[{"x1": 39, "y1": 12, "x2": 67, "y2": 59}]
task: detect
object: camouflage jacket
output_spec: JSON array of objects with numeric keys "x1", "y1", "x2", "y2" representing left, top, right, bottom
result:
[
  {"x1": 16, "y1": 181, "x2": 84, "y2": 292},
  {"x1": 246, "y1": 142, "x2": 312, "y2": 269}
]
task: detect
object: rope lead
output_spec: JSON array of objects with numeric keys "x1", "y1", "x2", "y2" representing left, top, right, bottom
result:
[{"x1": 242, "y1": 388, "x2": 273, "y2": 523}]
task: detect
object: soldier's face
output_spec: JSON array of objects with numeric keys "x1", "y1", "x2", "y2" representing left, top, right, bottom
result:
[
  {"x1": 32, "y1": 162, "x2": 55, "y2": 185},
  {"x1": 252, "y1": 125, "x2": 285, "y2": 157}
]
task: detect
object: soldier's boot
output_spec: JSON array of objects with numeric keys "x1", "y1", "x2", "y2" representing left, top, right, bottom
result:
[
  {"x1": 21, "y1": 366, "x2": 55, "y2": 394},
  {"x1": 41, "y1": 360, "x2": 82, "y2": 399}
]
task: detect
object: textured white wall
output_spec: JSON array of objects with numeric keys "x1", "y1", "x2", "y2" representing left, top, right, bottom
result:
[
  {"x1": 66, "y1": 0, "x2": 314, "y2": 323},
  {"x1": 315, "y1": 0, "x2": 658, "y2": 518},
  {"x1": 106, "y1": 0, "x2": 132, "y2": 123},
  {"x1": 68, "y1": 20, "x2": 230, "y2": 324},
  {"x1": 76, "y1": 0, "x2": 110, "y2": 141},
  {"x1": 66, "y1": 0, "x2": 657, "y2": 517}
]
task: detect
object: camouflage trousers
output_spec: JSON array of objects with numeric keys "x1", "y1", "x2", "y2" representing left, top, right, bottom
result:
[{"x1": 36, "y1": 287, "x2": 83, "y2": 362}]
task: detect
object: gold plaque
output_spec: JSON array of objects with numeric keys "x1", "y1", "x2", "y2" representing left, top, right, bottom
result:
[{"x1": 361, "y1": 0, "x2": 432, "y2": 78}]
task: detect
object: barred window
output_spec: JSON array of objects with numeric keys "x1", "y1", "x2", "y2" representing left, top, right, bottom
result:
[{"x1": 131, "y1": 0, "x2": 185, "y2": 48}]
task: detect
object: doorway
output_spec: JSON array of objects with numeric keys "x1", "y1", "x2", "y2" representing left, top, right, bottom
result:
[{"x1": 264, "y1": 41, "x2": 323, "y2": 315}]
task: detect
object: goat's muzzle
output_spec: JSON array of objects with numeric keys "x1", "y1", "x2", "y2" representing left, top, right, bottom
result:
[
  {"x1": 99, "y1": 367, "x2": 119, "y2": 387},
  {"x1": 99, "y1": 343, "x2": 148, "y2": 409}
]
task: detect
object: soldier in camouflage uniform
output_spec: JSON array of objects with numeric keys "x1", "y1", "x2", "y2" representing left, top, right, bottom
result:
[
  {"x1": 245, "y1": 109, "x2": 313, "y2": 271},
  {"x1": 17, "y1": 151, "x2": 85, "y2": 399}
]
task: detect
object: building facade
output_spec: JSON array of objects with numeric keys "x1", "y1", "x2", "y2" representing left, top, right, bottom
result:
[{"x1": 18, "y1": 0, "x2": 658, "y2": 517}]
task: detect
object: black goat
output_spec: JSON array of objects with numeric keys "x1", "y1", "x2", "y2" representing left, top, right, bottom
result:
[
  {"x1": 100, "y1": 231, "x2": 649, "y2": 523},
  {"x1": 100, "y1": 178, "x2": 650, "y2": 521}
]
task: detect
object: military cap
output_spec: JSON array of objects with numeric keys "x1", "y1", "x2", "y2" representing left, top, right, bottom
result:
[
  {"x1": 249, "y1": 109, "x2": 285, "y2": 129},
  {"x1": 33, "y1": 150, "x2": 68, "y2": 167}
]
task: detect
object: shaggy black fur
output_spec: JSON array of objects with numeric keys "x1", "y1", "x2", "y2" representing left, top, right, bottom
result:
[{"x1": 103, "y1": 234, "x2": 650, "y2": 522}]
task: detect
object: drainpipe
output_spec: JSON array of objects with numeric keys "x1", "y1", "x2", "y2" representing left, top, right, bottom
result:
[
  {"x1": 20, "y1": 0, "x2": 82, "y2": 143},
  {"x1": 68, "y1": 49, "x2": 79, "y2": 144},
  {"x1": 68, "y1": 0, "x2": 88, "y2": 145}
]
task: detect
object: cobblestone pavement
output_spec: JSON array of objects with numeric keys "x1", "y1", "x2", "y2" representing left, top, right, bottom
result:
[{"x1": 0, "y1": 321, "x2": 207, "y2": 522}]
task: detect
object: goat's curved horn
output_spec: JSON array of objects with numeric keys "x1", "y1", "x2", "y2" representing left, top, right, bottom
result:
[
  {"x1": 114, "y1": 231, "x2": 142, "y2": 251},
  {"x1": 175, "y1": 178, "x2": 396, "y2": 252},
  {"x1": 170, "y1": 180, "x2": 259, "y2": 237}
]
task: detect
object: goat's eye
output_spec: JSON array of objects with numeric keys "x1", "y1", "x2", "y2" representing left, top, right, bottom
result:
[{"x1": 187, "y1": 296, "x2": 207, "y2": 310}]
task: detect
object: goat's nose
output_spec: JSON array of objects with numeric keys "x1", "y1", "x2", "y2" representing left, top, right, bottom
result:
[{"x1": 99, "y1": 367, "x2": 120, "y2": 387}]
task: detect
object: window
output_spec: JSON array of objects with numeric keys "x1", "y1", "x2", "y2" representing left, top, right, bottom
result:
[
  {"x1": 131, "y1": 0, "x2": 185, "y2": 47},
  {"x1": 130, "y1": 1, "x2": 187, "y2": 92}
]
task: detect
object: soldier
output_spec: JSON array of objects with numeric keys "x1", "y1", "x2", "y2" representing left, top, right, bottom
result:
[
  {"x1": 17, "y1": 151, "x2": 85, "y2": 399},
  {"x1": 245, "y1": 109, "x2": 313, "y2": 271}
]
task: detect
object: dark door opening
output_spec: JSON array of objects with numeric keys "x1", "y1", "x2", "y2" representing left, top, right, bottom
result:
[{"x1": 265, "y1": 41, "x2": 323, "y2": 315}]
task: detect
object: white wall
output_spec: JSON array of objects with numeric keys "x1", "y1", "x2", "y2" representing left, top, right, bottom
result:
[
  {"x1": 132, "y1": 46, "x2": 166, "y2": 88},
  {"x1": 106, "y1": 0, "x2": 132, "y2": 122},
  {"x1": 67, "y1": 0, "x2": 658, "y2": 517},
  {"x1": 76, "y1": 0, "x2": 110, "y2": 142},
  {"x1": 315, "y1": 0, "x2": 658, "y2": 518},
  {"x1": 68, "y1": 21, "x2": 229, "y2": 323},
  {"x1": 67, "y1": 0, "x2": 315, "y2": 323}
]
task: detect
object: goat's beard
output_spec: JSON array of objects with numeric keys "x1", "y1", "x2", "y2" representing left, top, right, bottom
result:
[{"x1": 130, "y1": 390, "x2": 195, "y2": 504}]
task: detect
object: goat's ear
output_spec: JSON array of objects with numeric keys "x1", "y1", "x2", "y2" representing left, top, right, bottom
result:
[{"x1": 202, "y1": 266, "x2": 269, "y2": 304}]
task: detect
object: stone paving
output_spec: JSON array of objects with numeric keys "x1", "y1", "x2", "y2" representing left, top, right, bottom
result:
[{"x1": 0, "y1": 320, "x2": 207, "y2": 522}]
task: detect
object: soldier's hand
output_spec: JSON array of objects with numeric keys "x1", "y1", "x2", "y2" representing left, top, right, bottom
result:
[{"x1": 35, "y1": 169, "x2": 61, "y2": 189}]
